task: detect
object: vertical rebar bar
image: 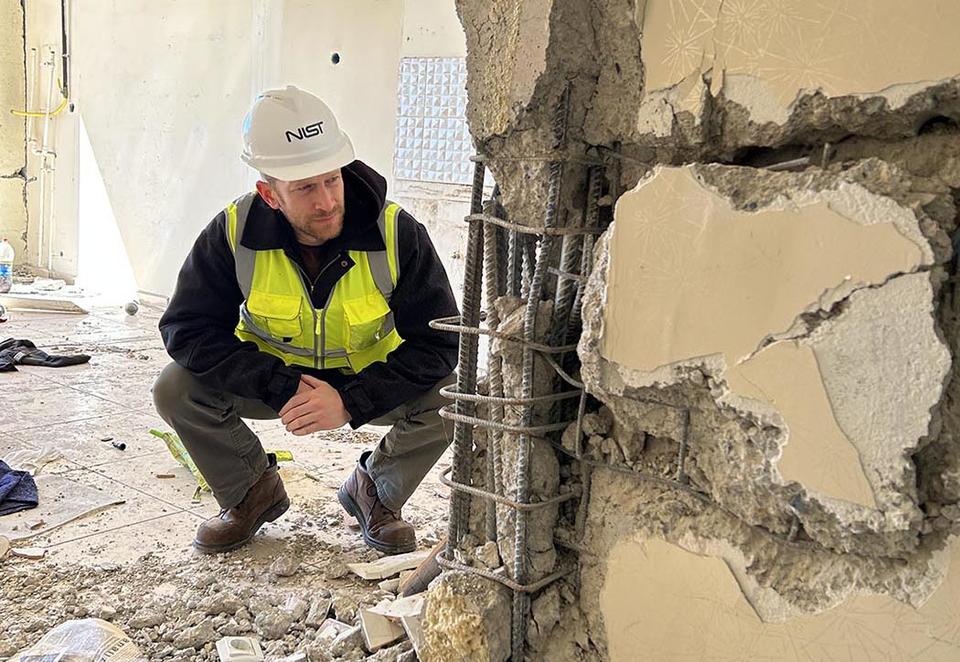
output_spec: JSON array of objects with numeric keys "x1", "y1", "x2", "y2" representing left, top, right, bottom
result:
[
  {"x1": 511, "y1": 84, "x2": 570, "y2": 660},
  {"x1": 483, "y1": 204, "x2": 505, "y2": 542},
  {"x1": 446, "y1": 160, "x2": 487, "y2": 554},
  {"x1": 508, "y1": 230, "x2": 522, "y2": 297}
]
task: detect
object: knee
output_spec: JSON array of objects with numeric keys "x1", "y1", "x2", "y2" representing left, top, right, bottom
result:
[{"x1": 152, "y1": 362, "x2": 194, "y2": 420}]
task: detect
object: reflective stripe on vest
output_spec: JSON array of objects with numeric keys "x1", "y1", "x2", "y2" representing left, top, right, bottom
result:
[{"x1": 224, "y1": 192, "x2": 404, "y2": 373}]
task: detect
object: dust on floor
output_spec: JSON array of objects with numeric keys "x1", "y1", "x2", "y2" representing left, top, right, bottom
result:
[{"x1": 0, "y1": 301, "x2": 451, "y2": 660}]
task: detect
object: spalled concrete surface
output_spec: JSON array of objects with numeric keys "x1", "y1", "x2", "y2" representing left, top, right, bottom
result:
[
  {"x1": 641, "y1": 0, "x2": 960, "y2": 126},
  {"x1": 451, "y1": 0, "x2": 960, "y2": 659},
  {"x1": 580, "y1": 467, "x2": 958, "y2": 661},
  {"x1": 421, "y1": 571, "x2": 511, "y2": 662},
  {"x1": 600, "y1": 535, "x2": 960, "y2": 662},
  {"x1": 0, "y1": 0, "x2": 26, "y2": 259},
  {"x1": 588, "y1": 164, "x2": 952, "y2": 553}
]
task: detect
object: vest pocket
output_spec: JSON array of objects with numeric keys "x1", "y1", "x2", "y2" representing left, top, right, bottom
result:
[
  {"x1": 246, "y1": 291, "x2": 303, "y2": 340},
  {"x1": 342, "y1": 293, "x2": 391, "y2": 352}
]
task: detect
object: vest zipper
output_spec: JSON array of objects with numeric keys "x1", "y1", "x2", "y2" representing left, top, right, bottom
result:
[
  {"x1": 293, "y1": 257, "x2": 342, "y2": 369},
  {"x1": 291, "y1": 264, "x2": 319, "y2": 369}
]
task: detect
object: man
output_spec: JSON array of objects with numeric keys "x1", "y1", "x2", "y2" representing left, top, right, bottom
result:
[{"x1": 153, "y1": 85, "x2": 459, "y2": 556}]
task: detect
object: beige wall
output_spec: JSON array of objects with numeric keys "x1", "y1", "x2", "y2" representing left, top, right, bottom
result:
[{"x1": 0, "y1": 0, "x2": 26, "y2": 262}]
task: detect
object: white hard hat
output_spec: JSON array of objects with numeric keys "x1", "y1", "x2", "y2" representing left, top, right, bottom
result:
[{"x1": 241, "y1": 85, "x2": 355, "y2": 181}]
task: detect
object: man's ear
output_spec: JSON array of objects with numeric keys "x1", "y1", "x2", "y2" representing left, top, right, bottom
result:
[{"x1": 256, "y1": 180, "x2": 281, "y2": 210}]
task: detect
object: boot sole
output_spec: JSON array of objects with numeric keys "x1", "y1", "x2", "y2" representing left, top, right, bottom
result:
[
  {"x1": 192, "y1": 497, "x2": 290, "y2": 555},
  {"x1": 337, "y1": 487, "x2": 416, "y2": 555}
]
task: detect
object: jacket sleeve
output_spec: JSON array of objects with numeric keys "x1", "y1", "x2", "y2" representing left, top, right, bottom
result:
[
  {"x1": 338, "y1": 210, "x2": 459, "y2": 426},
  {"x1": 158, "y1": 213, "x2": 301, "y2": 412}
]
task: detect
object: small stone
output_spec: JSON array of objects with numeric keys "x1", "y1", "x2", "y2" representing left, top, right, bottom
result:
[
  {"x1": 270, "y1": 554, "x2": 301, "y2": 578},
  {"x1": 330, "y1": 625, "x2": 364, "y2": 657},
  {"x1": 96, "y1": 604, "x2": 118, "y2": 620},
  {"x1": 280, "y1": 595, "x2": 309, "y2": 622},
  {"x1": 129, "y1": 608, "x2": 165, "y2": 629},
  {"x1": 255, "y1": 607, "x2": 293, "y2": 639},
  {"x1": 942, "y1": 504, "x2": 960, "y2": 521},
  {"x1": 323, "y1": 560, "x2": 350, "y2": 580},
  {"x1": 199, "y1": 591, "x2": 244, "y2": 615},
  {"x1": 172, "y1": 620, "x2": 216, "y2": 649},
  {"x1": 305, "y1": 597, "x2": 332, "y2": 627},
  {"x1": 475, "y1": 542, "x2": 501, "y2": 569}
]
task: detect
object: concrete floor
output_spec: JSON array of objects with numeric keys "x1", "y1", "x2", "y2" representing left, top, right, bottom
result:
[{"x1": 0, "y1": 300, "x2": 451, "y2": 568}]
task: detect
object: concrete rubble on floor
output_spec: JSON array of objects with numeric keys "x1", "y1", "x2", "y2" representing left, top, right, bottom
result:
[{"x1": 0, "y1": 300, "x2": 450, "y2": 660}]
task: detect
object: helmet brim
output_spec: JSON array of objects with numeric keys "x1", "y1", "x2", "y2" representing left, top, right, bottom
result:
[{"x1": 249, "y1": 132, "x2": 356, "y2": 183}]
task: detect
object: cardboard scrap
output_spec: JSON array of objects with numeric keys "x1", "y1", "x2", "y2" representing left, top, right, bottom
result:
[
  {"x1": 0, "y1": 535, "x2": 10, "y2": 559},
  {"x1": 347, "y1": 549, "x2": 429, "y2": 580}
]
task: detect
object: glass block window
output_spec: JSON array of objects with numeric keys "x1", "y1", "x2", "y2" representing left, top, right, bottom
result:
[{"x1": 395, "y1": 57, "x2": 473, "y2": 185}]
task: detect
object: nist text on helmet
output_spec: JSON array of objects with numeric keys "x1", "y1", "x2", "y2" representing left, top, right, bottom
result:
[{"x1": 285, "y1": 121, "x2": 325, "y2": 143}]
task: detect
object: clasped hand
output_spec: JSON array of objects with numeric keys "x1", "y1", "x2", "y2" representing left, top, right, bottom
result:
[{"x1": 279, "y1": 375, "x2": 351, "y2": 435}]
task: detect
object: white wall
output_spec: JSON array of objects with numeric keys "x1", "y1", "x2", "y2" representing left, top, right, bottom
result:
[
  {"x1": 401, "y1": 0, "x2": 466, "y2": 57},
  {"x1": 22, "y1": 0, "x2": 467, "y2": 298},
  {"x1": 0, "y1": 0, "x2": 27, "y2": 264}
]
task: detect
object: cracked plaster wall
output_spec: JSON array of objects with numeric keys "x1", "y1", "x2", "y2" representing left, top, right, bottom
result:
[
  {"x1": 0, "y1": 0, "x2": 27, "y2": 260},
  {"x1": 446, "y1": 0, "x2": 960, "y2": 660}
]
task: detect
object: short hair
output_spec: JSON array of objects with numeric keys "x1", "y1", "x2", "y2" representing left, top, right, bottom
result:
[{"x1": 259, "y1": 172, "x2": 278, "y2": 186}]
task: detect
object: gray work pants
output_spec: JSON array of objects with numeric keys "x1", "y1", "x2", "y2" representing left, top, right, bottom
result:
[{"x1": 152, "y1": 363, "x2": 455, "y2": 511}]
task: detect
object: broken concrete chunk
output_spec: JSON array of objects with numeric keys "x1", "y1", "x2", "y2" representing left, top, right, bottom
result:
[
  {"x1": 11, "y1": 547, "x2": 45, "y2": 560},
  {"x1": 401, "y1": 613, "x2": 424, "y2": 658},
  {"x1": 420, "y1": 571, "x2": 510, "y2": 662},
  {"x1": 253, "y1": 607, "x2": 292, "y2": 639},
  {"x1": 582, "y1": 164, "x2": 948, "y2": 554},
  {"x1": 369, "y1": 594, "x2": 425, "y2": 621},
  {"x1": 128, "y1": 608, "x2": 165, "y2": 629},
  {"x1": 316, "y1": 618, "x2": 353, "y2": 641},
  {"x1": 378, "y1": 578, "x2": 400, "y2": 593},
  {"x1": 347, "y1": 550, "x2": 429, "y2": 580},
  {"x1": 329, "y1": 624, "x2": 364, "y2": 657},
  {"x1": 475, "y1": 541, "x2": 501, "y2": 570},
  {"x1": 269, "y1": 554, "x2": 301, "y2": 578},
  {"x1": 199, "y1": 591, "x2": 243, "y2": 616},
  {"x1": 359, "y1": 608, "x2": 406, "y2": 651},
  {"x1": 304, "y1": 597, "x2": 332, "y2": 627},
  {"x1": 172, "y1": 620, "x2": 216, "y2": 650}
]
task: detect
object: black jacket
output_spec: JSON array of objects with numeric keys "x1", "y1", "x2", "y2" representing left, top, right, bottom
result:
[{"x1": 159, "y1": 160, "x2": 460, "y2": 427}]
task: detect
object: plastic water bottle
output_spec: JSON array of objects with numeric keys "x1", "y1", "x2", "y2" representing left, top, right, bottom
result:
[{"x1": 0, "y1": 238, "x2": 13, "y2": 294}]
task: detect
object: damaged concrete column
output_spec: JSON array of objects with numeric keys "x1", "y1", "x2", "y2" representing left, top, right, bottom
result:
[{"x1": 433, "y1": 0, "x2": 960, "y2": 660}]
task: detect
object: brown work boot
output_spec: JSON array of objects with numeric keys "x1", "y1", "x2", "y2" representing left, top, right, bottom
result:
[
  {"x1": 337, "y1": 452, "x2": 416, "y2": 554},
  {"x1": 193, "y1": 460, "x2": 289, "y2": 554}
]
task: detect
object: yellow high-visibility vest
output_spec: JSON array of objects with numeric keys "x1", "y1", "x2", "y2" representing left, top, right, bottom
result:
[{"x1": 223, "y1": 192, "x2": 404, "y2": 373}]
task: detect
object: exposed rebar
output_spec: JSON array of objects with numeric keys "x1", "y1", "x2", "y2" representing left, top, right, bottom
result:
[
  {"x1": 511, "y1": 84, "x2": 570, "y2": 660},
  {"x1": 484, "y1": 215, "x2": 505, "y2": 542},
  {"x1": 446, "y1": 160, "x2": 487, "y2": 554}
]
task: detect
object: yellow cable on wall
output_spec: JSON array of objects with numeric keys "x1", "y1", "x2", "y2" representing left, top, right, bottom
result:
[{"x1": 10, "y1": 96, "x2": 69, "y2": 118}]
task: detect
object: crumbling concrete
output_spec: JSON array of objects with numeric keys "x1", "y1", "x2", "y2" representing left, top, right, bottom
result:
[
  {"x1": 446, "y1": 0, "x2": 960, "y2": 660},
  {"x1": 420, "y1": 571, "x2": 511, "y2": 662}
]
